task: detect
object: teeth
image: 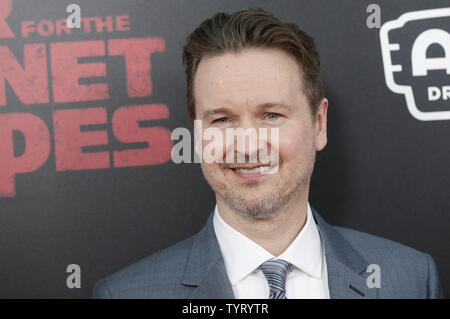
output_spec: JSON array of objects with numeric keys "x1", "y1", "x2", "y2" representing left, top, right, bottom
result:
[{"x1": 234, "y1": 166, "x2": 273, "y2": 174}]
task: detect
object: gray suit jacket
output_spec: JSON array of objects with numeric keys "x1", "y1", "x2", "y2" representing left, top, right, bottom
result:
[{"x1": 92, "y1": 208, "x2": 444, "y2": 298}]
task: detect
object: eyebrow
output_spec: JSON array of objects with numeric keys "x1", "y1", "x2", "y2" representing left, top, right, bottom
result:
[{"x1": 201, "y1": 102, "x2": 292, "y2": 119}]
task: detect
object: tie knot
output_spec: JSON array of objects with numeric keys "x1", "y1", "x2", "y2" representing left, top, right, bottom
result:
[{"x1": 258, "y1": 259, "x2": 293, "y2": 298}]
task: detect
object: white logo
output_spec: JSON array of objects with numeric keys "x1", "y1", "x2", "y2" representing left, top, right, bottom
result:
[
  {"x1": 66, "y1": 264, "x2": 81, "y2": 288},
  {"x1": 380, "y1": 8, "x2": 450, "y2": 121}
]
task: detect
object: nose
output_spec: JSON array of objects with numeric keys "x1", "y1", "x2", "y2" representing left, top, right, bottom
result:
[{"x1": 224, "y1": 118, "x2": 272, "y2": 165}]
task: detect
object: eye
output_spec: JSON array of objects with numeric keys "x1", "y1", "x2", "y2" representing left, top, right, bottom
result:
[
  {"x1": 265, "y1": 113, "x2": 281, "y2": 120},
  {"x1": 212, "y1": 117, "x2": 229, "y2": 124}
]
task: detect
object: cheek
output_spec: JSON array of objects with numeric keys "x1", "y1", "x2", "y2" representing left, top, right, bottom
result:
[
  {"x1": 201, "y1": 162, "x2": 226, "y2": 184},
  {"x1": 200, "y1": 163, "x2": 217, "y2": 185},
  {"x1": 199, "y1": 129, "x2": 228, "y2": 164},
  {"x1": 278, "y1": 127, "x2": 315, "y2": 162}
]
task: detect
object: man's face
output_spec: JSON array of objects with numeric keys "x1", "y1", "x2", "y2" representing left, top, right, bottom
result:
[{"x1": 194, "y1": 48, "x2": 327, "y2": 219}]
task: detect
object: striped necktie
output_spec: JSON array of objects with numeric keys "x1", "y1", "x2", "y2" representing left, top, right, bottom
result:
[{"x1": 258, "y1": 259, "x2": 293, "y2": 299}]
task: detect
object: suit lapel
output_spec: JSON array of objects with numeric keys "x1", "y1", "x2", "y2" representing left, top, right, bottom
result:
[
  {"x1": 326, "y1": 257, "x2": 378, "y2": 299},
  {"x1": 189, "y1": 260, "x2": 235, "y2": 298},
  {"x1": 311, "y1": 208, "x2": 378, "y2": 299},
  {"x1": 181, "y1": 211, "x2": 235, "y2": 298},
  {"x1": 182, "y1": 208, "x2": 378, "y2": 299}
]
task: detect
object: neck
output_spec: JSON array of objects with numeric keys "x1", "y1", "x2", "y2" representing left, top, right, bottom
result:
[{"x1": 216, "y1": 187, "x2": 309, "y2": 256}]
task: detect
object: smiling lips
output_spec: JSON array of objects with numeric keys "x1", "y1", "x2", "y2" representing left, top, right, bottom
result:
[{"x1": 227, "y1": 164, "x2": 278, "y2": 179}]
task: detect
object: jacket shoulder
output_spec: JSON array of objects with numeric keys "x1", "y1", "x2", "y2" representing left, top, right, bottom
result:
[
  {"x1": 92, "y1": 234, "x2": 196, "y2": 298},
  {"x1": 329, "y1": 225, "x2": 443, "y2": 298},
  {"x1": 332, "y1": 225, "x2": 426, "y2": 260}
]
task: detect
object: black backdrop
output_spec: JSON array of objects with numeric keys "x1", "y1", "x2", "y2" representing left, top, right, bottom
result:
[{"x1": 0, "y1": 0, "x2": 448, "y2": 298}]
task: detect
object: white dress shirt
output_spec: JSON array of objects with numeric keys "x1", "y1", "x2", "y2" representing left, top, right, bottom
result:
[{"x1": 213, "y1": 202, "x2": 330, "y2": 299}]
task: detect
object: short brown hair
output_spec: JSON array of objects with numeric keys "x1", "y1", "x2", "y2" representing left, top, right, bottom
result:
[{"x1": 182, "y1": 7, "x2": 324, "y2": 121}]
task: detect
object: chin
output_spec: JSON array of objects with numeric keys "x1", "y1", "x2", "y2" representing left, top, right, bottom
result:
[{"x1": 222, "y1": 192, "x2": 281, "y2": 219}]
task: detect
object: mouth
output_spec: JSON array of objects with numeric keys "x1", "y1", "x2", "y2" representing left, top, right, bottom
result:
[{"x1": 227, "y1": 164, "x2": 278, "y2": 179}]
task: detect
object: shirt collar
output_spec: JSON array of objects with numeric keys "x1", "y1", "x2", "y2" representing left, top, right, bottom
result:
[{"x1": 213, "y1": 202, "x2": 324, "y2": 286}]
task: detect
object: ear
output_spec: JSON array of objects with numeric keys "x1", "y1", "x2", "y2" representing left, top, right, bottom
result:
[{"x1": 315, "y1": 98, "x2": 328, "y2": 151}]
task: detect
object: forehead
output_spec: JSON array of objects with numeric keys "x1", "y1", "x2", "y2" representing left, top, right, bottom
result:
[{"x1": 193, "y1": 48, "x2": 305, "y2": 115}]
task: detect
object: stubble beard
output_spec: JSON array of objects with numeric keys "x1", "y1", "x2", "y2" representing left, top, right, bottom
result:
[{"x1": 214, "y1": 152, "x2": 316, "y2": 220}]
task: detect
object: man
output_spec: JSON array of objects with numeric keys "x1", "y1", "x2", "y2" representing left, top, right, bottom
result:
[{"x1": 93, "y1": 8, "x2": 443, "y2": 299}]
